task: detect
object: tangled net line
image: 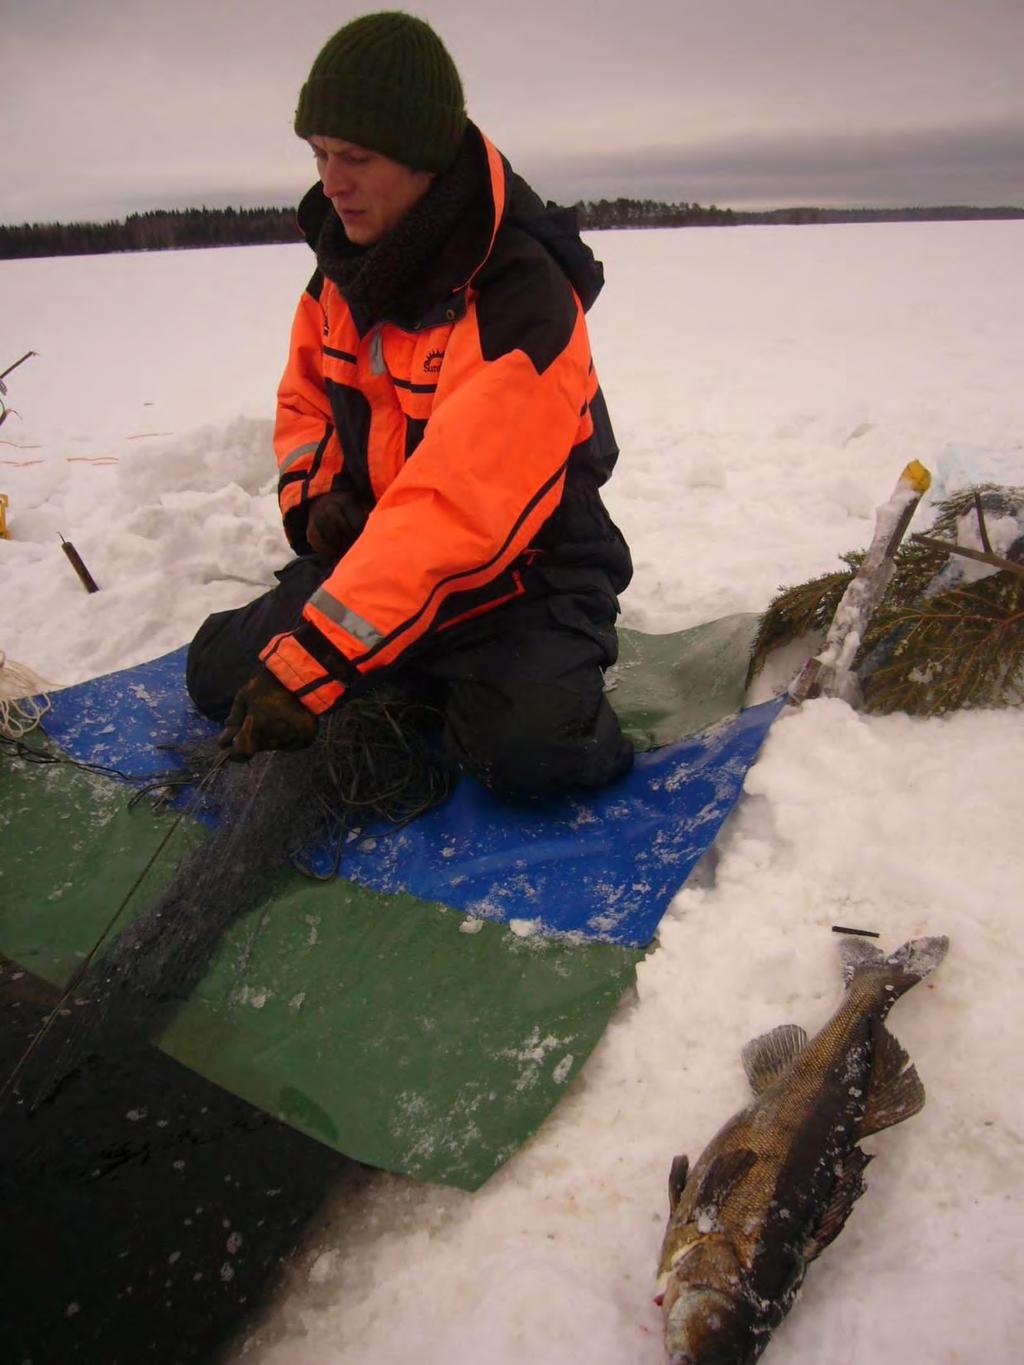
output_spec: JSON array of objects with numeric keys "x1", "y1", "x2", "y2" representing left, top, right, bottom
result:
[{"x1": 296, "y1": 692, "x2": 453, "y2": 877}]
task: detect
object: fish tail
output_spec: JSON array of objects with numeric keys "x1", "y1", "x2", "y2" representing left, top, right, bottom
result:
[
  {"x1": 844, "y1": 936, "x2": 948, "y2": 1138},
  {"x1": 840, "y1": 933, "x2": 949, "y2": 998},
  {"x1": 885, "y1": 935, "x2": 950, "y2": 980}
]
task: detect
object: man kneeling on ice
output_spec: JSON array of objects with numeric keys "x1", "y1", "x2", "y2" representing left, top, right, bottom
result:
[{"x1": 186, "y1": 11, "x2": 633, "y2": 797}]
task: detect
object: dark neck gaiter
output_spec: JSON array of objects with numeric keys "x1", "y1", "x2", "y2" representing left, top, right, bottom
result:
[{"x1": 315, "y1": 132, "x2": 483, "y2": 326}]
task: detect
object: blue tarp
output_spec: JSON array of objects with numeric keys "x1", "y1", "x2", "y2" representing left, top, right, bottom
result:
[{"x1": 41, "y1": 647, "x2": 783, "y2": 948}]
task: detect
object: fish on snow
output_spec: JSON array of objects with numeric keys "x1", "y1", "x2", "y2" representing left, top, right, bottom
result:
[{"x1": 655, "y1": 933, "x2": 949, "y2": 1364}]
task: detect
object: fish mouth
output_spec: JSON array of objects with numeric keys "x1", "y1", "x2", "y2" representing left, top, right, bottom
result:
[{"x1": 665, "y1": 1283, "x2": 743, "y2": 1365}]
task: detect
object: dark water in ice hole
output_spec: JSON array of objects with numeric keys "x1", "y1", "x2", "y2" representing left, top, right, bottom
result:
[{"x1": 0, "y1": 956, "x2": 355, "y2": 1365}]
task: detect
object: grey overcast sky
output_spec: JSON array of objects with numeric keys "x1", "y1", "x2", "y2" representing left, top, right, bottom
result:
[{"x1": 2, "y1": 0, "x2": 1023, "y2": 223}]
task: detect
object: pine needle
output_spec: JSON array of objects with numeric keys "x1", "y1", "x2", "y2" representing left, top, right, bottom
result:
[
  {"x1": 748, "y1": 567, "x2": 854, "y2": 682},
  {"x1": 862, "y1": 575, "x2": 1024, "y2": 715}
]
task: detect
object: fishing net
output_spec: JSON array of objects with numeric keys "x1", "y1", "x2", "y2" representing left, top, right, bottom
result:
[
  {"x1": 10, "y1": 693, "x2": 452, "y2": 1107},
  {"x1": 0, "y1": 651, "x2": 54, "y2": 740}
]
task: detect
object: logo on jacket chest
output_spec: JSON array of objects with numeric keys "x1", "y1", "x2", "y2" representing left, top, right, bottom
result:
[{"x1": 423, "y1": 349, "x2": 444, "y2": 375}]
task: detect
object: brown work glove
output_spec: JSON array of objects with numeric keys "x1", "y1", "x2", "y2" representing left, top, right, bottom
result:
[
  {"x1": 306, "y1": 491, "x2": 370, "y2": 567},
  {"x1": 218, "y1": 668, "x2": 317, "y2": 762}
]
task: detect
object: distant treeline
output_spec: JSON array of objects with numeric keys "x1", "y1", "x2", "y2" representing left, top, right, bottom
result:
[
  {"x1": 0, "y1": 206, "x2": 302, "y2": 259},
  {"x1": 2, "y1": 199, "x2": 1023, "y2": 260},
  {"x1": 578, "y1": 199, "x2": 738, "y2": 228},
  {"x1": 576, "y1": 198, "x2": 1024, "y2": 229}
]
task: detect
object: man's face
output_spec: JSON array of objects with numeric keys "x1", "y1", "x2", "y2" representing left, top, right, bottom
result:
[{"x1": 309, "y1": 136, "x2": 434, "y2": 246}]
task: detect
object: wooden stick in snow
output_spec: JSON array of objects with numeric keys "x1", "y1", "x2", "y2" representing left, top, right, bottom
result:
[
  {"x1": 909, "y1": 532, "x2": 1024, "y2": 581},
  {"x1": 788, "y1": 460, "x2": 932, "y2": 706},
  {"x1": 59, "y1": 533, "x2": 100, "y2": 593}
]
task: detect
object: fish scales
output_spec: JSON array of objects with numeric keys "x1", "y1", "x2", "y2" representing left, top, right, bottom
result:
[{"x1": 656, "y1": 934, "x2": 948, "y2": 1365}]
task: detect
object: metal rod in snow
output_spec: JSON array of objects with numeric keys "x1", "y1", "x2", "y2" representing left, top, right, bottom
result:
[
  {"x1": 788, "y1": 460, "x2": 931, "y2": 706},
  {"x1": 0, "y1": 351, "x2": 38, "y2": 385}
]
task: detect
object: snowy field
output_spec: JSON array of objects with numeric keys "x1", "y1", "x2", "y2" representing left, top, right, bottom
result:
[{"x1": 2, "y1": 221, "x2": 1023, "y2": 1363}]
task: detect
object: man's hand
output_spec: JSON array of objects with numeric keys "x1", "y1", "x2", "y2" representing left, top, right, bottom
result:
[
  {"x1": 218, "y1": 668, "x2": 317, "y2": 762},
  {"x1": 306, "y1": 491, "x2": 370, "y2": 566}
]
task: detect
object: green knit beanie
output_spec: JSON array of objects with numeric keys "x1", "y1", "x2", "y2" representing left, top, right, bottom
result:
[{"x1": 294, "y1": 12, "x2": 467, "y2": 173}]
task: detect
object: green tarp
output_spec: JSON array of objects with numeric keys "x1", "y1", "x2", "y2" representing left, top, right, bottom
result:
[
  {"x1": 2, "y1": 757, "x2": 640, "y2": 1188},
  {"x1": 0, "y1": 616, "x2": 760, "y2": 1189},
  {"x1": 609, "y1": 613, "x2": 761, "y2": 749}
]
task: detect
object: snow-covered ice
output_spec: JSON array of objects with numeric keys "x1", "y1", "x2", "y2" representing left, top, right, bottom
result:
[{"x1": 2, "y1": 219, "x2": 1023, "y2": 1363}]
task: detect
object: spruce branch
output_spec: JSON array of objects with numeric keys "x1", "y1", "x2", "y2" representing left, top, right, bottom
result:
[
  {"x1": 747, "y1": 568, "x2": 853, "y2": 681},
  {"x1": 861, "y1": 575, "x2": 1024, "y2": 714},
  {"x1": 749, "y1": 483, "x2": 1024, "y2": 715},
  {"x1": 974, "y1": 490, "x2": 993, "y2": 554}
]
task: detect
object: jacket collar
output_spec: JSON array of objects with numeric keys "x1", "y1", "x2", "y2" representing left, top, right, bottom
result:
[
  {"x1": 295, "y1": 123, "x2": 605, "y2": 330},
  {"x1": 296, "y1": 123, "x2": 507, "y2": 332}
]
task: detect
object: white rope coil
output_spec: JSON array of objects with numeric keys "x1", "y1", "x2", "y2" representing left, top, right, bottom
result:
[{"x1": 0, "y1": 650, "x2": 55, "y2": 739}]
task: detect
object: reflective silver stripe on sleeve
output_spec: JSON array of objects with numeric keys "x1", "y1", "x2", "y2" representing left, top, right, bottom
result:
[
  {"x1": 278, "y1": 441, "x2": 320, "y2": 476},
  {"x1": 309, "y1": 587, "x2": 384, "y2": 647}
]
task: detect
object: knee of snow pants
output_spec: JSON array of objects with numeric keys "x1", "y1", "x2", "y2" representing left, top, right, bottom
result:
[
  {"x1": 186, "y1": 557, "x2": 328, "y2": 723},
  {"x1": 421, "y1": 590, "x2": 635, "y2": 798},
  {"x1": 186, "y1": 557, "x2": 633, "y2": 798}
]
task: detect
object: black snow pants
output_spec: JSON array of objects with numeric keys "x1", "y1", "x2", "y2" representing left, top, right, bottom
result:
[{"x1": 186, "y1": 557, "x2": 633, "y2": 797}]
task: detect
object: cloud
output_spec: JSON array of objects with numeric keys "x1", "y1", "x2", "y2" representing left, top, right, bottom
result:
[
  {"x1": 6, "y1": 117, "x2": 1023, "y2": 225},
  {"x1": 2, "y1": 0, "x2": 1023, "y2": 221},
  {"x1": 523, "y1": 118, "x2": 1024, "y2": 209}
]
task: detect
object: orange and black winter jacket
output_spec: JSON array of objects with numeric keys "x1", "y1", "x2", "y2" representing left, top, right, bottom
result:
[{"x1": 262, "y1": 127, "x2": 631, "y2": 714}]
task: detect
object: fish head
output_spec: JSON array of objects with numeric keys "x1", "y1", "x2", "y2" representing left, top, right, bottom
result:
[
  {"x1": 665, "y1": 1284, "x2": 761, "y2": 1365},
  {"x1": 662, "y1": 1240, "x2": 762, "y2": 1365}
]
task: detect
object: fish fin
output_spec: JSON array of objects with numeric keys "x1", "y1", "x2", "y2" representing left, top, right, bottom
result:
[
  {"x1": 870, "y1": 1019, "x2": 911, "y2": 1088},
  {"x1": 839, "y1": 936, "x2": 885, "y2": 985},
  {"x1": 694, "y1": 1147, "x2": 758, "y2": 1221},
  {"x1": 742, "y1": 1023, "x2": 809, "y2": 1093},
  {"x1": 859, "y1": 1056, "x2": 926, "y2": 1137},
  {"x1": 840, "y1": 934, "x2": 950, "y2": 993},
  {"x1": 805, "y1": 1147, "x2": 872, "y2": 1262},
  {"x1": 668, "y1": 1154, "x2": 690, "y2": 1210},
  {"x1": 884, "y1": 935, "x2": 950, "y2": 980}
]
